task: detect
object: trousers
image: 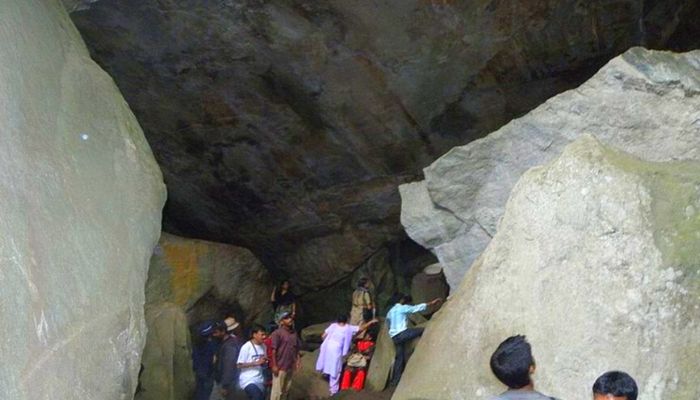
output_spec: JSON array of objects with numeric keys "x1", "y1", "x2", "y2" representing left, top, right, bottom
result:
[{"x1": 389, "y1": 327, "x2": 424, "y2": 387}]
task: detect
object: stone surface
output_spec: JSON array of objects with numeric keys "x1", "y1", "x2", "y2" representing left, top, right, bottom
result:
[
  {"x1": 136, "y1": 303, "x2": 193, "y2": 400},
  {"x1": 393, "y1": 136, "x2": 700, "y2": 400},
  {"x1": 65, "y1": 1, "x2": 699, "y2": 292},
  {"x1": 401, "y1": 47, "x2": 700, "y2": 288},
  {"x1": 148, "y1": 233, "x2": 274, "y2": 325},
  {"x1": 365, "y1": 320, "x2": 424, "y2": 393},
  {"x1": 138, "y1": 233, "x2": 274, "y2": 399},
  {"x1": 289, "y1": 349, "x2": 330, "y2": 400},
  {"x1": 298, "y1": 237, "x2": 436, "y2": 326},
  {"x1": 0, "y1": 1, "x2": 166, "y2": 399},
  {"x1": 301, "y1": 322, "x2": 332, "y2": 344}
]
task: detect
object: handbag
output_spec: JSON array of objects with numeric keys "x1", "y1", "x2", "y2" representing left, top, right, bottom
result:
[{"x1": 345, "y1": 353, "x2": 367, "y2": 368}]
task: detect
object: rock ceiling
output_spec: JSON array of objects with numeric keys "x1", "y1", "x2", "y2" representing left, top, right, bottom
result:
[{"x1": 66, "y1": 0, "x2": 699, "y2": 290}]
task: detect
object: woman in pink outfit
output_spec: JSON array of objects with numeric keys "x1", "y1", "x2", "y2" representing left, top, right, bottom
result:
[{"x1": 315, "y1": 315, "x2": 377, "y2": 395}]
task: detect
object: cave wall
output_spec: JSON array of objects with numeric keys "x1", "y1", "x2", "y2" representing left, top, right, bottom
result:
[
  {"x1": 63, "y1": 0, "x2": 699, "y2": 295},
  {"x1": 0, "y1": 1, "x2": 166, "y2": 399}
]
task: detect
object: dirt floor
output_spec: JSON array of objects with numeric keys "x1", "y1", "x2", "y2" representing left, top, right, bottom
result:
[{"x1": 333, "y1": 387, "x2": 395, "y2": 400}]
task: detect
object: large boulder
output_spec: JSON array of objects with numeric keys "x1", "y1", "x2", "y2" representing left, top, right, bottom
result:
[
  {"x1": 401, "y1": 47, "x2": 700, "y2": 288},
  {"x1": 0, "y1": 1, "x2": 165, "y2": 399},
  {"x1": 147, "y1": 233, "x2": 274, "y2": 325},
  {"x1": 393, "y1": 135, "x2": 700, "y2": 400},
  {"x1": 137, "y1": 233, "x2": 275, "y2": 400},
  {"x1": 66, "y1": 1, "x2": 699, "y2": 292},
  {"x1": 137, "y1": 303, "x2": 193, "y2": 400},
  {"x1": 289, "y1": 349, "x2": 330, "y2": 400}
]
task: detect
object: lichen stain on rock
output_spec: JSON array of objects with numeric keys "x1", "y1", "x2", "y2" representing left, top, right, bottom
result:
[{"x1": 162, "y1": 242, "x2": 206, "y2": 307}]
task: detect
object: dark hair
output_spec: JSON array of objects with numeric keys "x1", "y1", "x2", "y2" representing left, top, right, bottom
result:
[
  {"x1": 593, "y1": 371, "x2": 638, "y2": 400},
  {"x1": 489, "y1": 335, "x2": 534, "y2": 389},
  {"x1": 357, "y1": 277, "x2": 369, "y2": 288},
  {"x1": 337, "y1": 314, "x2": 348, "y2": 323},
  {"x1": 249, "y1": 324, "x2": 266, "y2": 338},
  {"x1": 401, "y1": 294, "x2": 413, "y2": 304},
  {"x1": 387, "y1": 292, "x2": 403, "y2": 308}
]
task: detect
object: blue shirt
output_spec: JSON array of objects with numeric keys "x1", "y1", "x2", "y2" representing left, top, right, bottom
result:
[{"x1": 386, "y1": 303, "x2": 428, "y2": 337}]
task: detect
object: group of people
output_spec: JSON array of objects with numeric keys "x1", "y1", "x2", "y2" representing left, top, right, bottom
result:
[
  {"x1": 192, "y1": 311, "x2": 302, "y2": 400},
  {"x1": 315, "y1": 278, "x2": 445, "y2": 396},
  {"x1": 315, "y1": 278, "x2": 379, "y2": 396},
  {"x1": 488, "y1": 335, "x2": 638, "y2": 400}
]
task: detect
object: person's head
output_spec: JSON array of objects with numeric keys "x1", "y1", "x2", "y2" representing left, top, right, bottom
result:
[
  {"x1": 249, "y1": 325, "x2": 267, "y2": 344},
  {"x1": 279, "y1": 280, "x2": 290, "y2": 291},
  {"x1": 400, "y1": 294, "x2": 413, "y2": 305},
  {"x1": 211, "y1": 321, "x2": 228, "y2": 340},
  {"x1": 592, "y1": 371, "x2": 638, "y2": 400},
  {"x1": 224, "y1": 316, "x2": 240, "y2": 335},
  {"x1": 490, "y1": 335, "x2": 535, "y2": 389},
  {"x1": 278, "y1": 311, "x2": 294, "y2": 328},
  {"x1": 358, "y1": 277, "x2": 369, "y2": 289},
  {"x1": 198, "y1": 320, "x2": 217, "y2": 338},
  {"x1": 337, "y1": 314, "x2": 348, "y2": 324}
]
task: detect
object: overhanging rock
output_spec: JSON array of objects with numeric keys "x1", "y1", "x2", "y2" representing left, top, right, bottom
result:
[{"x1": 401, "y1": 47, "x2": 700, "y2": 288}]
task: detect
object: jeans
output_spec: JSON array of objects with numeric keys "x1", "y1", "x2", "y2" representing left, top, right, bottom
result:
[
  {"x1": 243, "y1": 384, "x2": 265, "y2": 400},
  {"x1": 389, "y1": 327, "x2": 424, "y2": 387}
]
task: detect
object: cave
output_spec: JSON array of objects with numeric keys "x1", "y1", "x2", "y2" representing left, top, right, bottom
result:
[{"x1": 2, "y1": 1, "x2": 700, "y2": 399}]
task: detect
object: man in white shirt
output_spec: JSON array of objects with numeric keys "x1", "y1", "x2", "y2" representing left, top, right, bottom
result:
[
  {"x1": 386, "y1": 294, "x2": 441, "y2": 387},
  {"x1": 237, "y1": 326, "x2": 268, "y2": 400}
]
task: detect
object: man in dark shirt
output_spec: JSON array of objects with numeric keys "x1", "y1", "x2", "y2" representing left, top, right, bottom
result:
[
  {"x1": 192, "y1": 320, "x2": 221, "y2": 400},
  {"x1": 269, "y1": 312, "x2": 302, "y2": 400},
  {"x1": 213, "y1": 317, "x2": 243, "y2": 400}
]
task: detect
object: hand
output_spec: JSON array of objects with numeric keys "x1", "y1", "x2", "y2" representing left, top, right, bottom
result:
[
  {"x1": 257, "y1": 357, "x2": 267, "y2": 366},
  {"x1": 429, "y1": 298, "x2": 442, "y2": 306},
  {"x1": 272, "y1": 365, "x2": 280, "y2": 376}
]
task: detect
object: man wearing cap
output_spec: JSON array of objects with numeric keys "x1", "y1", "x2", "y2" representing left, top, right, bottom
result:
[
  {"x1": 192, "y1": 320, "x2": 221, "y2": 400},
  {"x1": 269, "y1": 312, "x2": 302, "y2": 400},
  {"x1": 212, "y1": 317, "x2": 243, "y2": 400}
]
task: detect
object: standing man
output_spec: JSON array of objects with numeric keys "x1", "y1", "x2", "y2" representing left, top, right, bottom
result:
[
  {"x1": 212, "y1": 317, "x2": 243, "y2": 400},
  {"x1": 386, "y1": 294, "x2": 441, "y2": 387},
  {"x1": 269, "y1": 312, "x2": 302, "y2": 400},
  {"x1": 237, "y1": 325, "x2": 268, "y2": 400},
  {"x1": 192, "y1": 320, "x2": 221, "y2": 400},
  {"x1": 350, "y1": 277, "x2": 375, "y2": 325}
]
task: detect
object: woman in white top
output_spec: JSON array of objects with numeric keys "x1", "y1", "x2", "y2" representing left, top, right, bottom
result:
[{"x1": 237, "y1": 326, "x2": 268, "y2": 400}]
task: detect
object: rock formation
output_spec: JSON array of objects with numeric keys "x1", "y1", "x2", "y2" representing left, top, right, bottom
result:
[
  {"x1": 393, "y1": 135, "x2": 700, "y2": 400},
  {"x1": 299, "y1": 239, "x2": 436, "y2": 324},
  {"x1": 401, "y1": 47, "x2": 700, "y2": 288},
  {"x1": 0, "y1": 1, "x2": 166, "y2": 399},
  {"x1": 137, "y1": 304, "x2": 193, "y2": 400},
  {"x1": 147, "y1": 233, "x2": 274, "y2": 325},
  {"x1": 136, "y1": 233, "x2": 274, "y2": 400},
  {"x1": 64, "y1": 1, "x2": 700, "y2": 295}
]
